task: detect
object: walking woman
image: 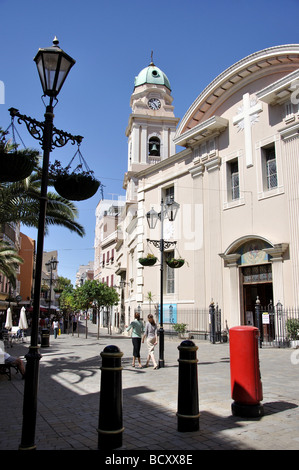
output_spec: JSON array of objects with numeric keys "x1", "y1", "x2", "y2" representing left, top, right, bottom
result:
[
  {"x1": 52, "y1": 317, "x2": 59, "y2": 339},
  {"x1": 126, "y1": 312, "x2": 144, "y2": 368},
  {"x1": 142, "y1": 314, "x2": 158, "y2": 369}
]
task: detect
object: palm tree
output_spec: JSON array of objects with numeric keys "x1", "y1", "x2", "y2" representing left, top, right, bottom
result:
[
  {"x1": 0, "y1": 172, "x2": 85, "y2": 236},
  {"x1": 146, "y1": 291, "x2": 157, "y2": 317},
  {"x1": 0, "y1": 240, "x2": 24, "y2": 288}
]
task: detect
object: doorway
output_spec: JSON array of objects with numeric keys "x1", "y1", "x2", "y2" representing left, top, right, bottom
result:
[{"x1": 242, "y1": 264, "x2": 273, "y2": 326}]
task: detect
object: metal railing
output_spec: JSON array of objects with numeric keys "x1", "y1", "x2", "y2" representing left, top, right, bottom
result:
[
  {"x1": 139, "y1": 303, "x2": 226, "y2": 342},
  {"x1": 256, "y1": 301, "x2": 299, "y2": 348},
  {"x1": 138, "y1": 301, "x2": 299, "y2": 347}
]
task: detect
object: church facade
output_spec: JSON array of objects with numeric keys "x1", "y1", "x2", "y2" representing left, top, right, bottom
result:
[{"x1": 98, "y1": 45, "x2": 299, "y2": 335}]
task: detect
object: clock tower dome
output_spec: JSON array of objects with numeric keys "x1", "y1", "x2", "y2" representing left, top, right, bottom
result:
[{"x1": 125, "y1": 57, "x2": 179, "y2": 175}]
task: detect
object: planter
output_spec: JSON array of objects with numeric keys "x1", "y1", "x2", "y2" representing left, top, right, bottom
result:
[
  {"x1": 54, "y1": 174, "x2": 100, "y2": 201},
  {"x1": 166, "y1": 258, "x2": 185, "y2": 269},
  {"x1": 138, "y1": 257, "x2": 157, "y2": 266},
  {"x1": 290, "y1": 340, "x2": 299, "y2": 348},
  {"x1": 0, "y1": 149, "x2": 37, "y2": 182}
]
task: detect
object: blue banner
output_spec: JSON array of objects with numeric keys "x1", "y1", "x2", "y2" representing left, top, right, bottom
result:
[{"x1": 158, "y1": 304, "x2": 177, "y2": 324}]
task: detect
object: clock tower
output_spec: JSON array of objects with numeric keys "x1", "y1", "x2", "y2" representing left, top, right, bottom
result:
[{"x1": 125, "y1": 58, "x2": 179, "y2": 176}]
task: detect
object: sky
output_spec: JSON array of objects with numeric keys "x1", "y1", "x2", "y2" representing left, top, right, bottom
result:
[{"x1": 1, "y1": 0, "x2": 299, "y2": 286}]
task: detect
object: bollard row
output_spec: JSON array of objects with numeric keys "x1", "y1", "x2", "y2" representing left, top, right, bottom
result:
[{"x1": 98, "y1": 330, "x2": 264, "y2": 448}]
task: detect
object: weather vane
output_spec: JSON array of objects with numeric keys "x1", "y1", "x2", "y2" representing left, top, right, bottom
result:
[{"x1": 150, "y1": 50, "x2": 154, "y2": 65}]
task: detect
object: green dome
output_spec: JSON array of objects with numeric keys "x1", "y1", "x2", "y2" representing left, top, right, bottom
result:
[{"x1": 134, "y1": 62, "x2": 171, "y2": 90}]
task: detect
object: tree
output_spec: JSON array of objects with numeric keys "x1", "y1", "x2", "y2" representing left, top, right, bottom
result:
[
  {"x1": 0, "y1": 240, "x2": 23, "y2": 288},
  {"x1": 59, "y1": 285, "x2": 75, "y2": 311},
  {"x1": 54, "y1": 276, "x2": 72, "y2": 293},
  {"x1": 73, "y1": 280, "x2": 119, "y2": 337},
  {"x1": 0, "y1": 172, "x2": 85, "y2": 236},
  {"x1": 59, "y1": 284, "x2": 76, "y2": 334},
  {"x1": 102, "y1": 284, "x2": 120, "y2": 335},
  {"x1": 146, "y1": 291, "x2": 155, "y2": 315}
]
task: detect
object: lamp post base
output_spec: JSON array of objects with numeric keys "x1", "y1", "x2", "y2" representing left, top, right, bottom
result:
[
  {"x1": 159, "y1": 327, "x2": 165, "y2": 367},
  {"x1": 19, "y1": 347, "x2": 42, "y2": 450}
]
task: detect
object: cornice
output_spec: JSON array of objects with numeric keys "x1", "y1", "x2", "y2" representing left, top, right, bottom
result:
[
  {"x1": 257, "y1": 69, "x2": 299, "y2": 105},
  {"x1": 126, "y1": 113, "x2": 180, "y2": 136},
  {"x1": 174, "y1": 115, "x2": 228, "y2": 147},
  {"x1": 176, "y1": 44, "x2": 299, "y2": 141}
]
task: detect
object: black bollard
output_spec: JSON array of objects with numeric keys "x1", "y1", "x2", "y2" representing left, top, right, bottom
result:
[
  {"x1": 177, "y1": 340, "x2": 200, "y2": 432},
  {"x1": 98, "y1": 345, "x2": 124, "y2": 449}
]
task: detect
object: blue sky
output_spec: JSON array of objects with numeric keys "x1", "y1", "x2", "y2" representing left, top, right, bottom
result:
[{"x1": 1, "y1": 0, "x2": 299, "y2": 285}]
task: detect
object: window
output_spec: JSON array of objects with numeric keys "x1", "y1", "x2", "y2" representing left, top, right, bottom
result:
[
  {"x1": 242, "y1": 265, "x2": 272, "y2": 284},
  {"x1": 164, "y1": 186, "x2": 174, "y2": 204},
  {"x1": 262, "y1": 145, "x2": 277, "y2": 190},
  {"x1": 148, "y1": 137, "x2": 160, "y2": 157},
  {"x1": 284, "y1": 100, "x2": 298, "y2": 122},
  {"x1": 227, "y1": 159, "x2": 239, "y2": 201},
  {"x1": 166, "y1": 250, "x2": 175, "y2": 294}
]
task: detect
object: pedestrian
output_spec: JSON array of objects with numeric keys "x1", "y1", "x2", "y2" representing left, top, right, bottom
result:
[
  {"x1": 142, "y1": 314, "x2": 158, "y2": 369},
  {"x1": 126, "y1": 312, "x2": 144, "y2": 368},
  {"x1": 52, "y1": 317, "x2": 59, "y2": 339},
  {"x1": 72, "y1": 314, "x2": 77, "y2": 332},
  {"x1": 0, "y1": 346, "x2": 26, "y2": 378}
]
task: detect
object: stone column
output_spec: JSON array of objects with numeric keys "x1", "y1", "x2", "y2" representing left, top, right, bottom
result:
[
  {"x1": 264, "y1": 244, "x2": 288, "y2": 306},
  {"x1": 220, "y1": 253, "x2": 241, "y2": 327}
]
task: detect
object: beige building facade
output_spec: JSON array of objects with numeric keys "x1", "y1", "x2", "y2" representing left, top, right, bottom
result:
[{"x1": 97, "y1": 45, "x2": 299, "y2": 335}]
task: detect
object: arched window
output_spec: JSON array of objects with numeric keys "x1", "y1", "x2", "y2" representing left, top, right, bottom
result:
[{"x1": 148, "y1": 136, "x2": 160, "y2": 156}]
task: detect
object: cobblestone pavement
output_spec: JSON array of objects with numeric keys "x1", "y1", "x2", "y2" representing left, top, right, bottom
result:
[{"x1": 1, "y1": 320, "x2": 299, "y2": 454}]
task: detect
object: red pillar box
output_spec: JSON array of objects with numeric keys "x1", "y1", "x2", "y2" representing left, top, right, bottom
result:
[{"x1": 229, "y1": 326, "x2": 264, "y2": 418}]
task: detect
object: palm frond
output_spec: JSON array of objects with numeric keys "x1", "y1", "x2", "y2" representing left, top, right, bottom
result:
[{"x1": 0, "y1": 170, "x2": 85, "y2": 237}]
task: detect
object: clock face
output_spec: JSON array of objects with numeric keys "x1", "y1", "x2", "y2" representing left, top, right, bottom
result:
[{"x1": 148, "y1": 98, "x2": 161, "y2": 110}]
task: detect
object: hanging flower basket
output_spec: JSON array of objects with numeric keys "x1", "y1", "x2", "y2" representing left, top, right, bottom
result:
[
  {"x1": 139, "y1": 254, "x2": 157, "y2": 266},
  {"x1": 49, "y1": 154, "x2": 101, "y2": 201},
  {"x1": 166, "y1": 258, "x2": 185, "y2": 269},
  {"x1": 0, "y1": 148, "x2": 39, "y2": 183},
  {"x1": 54, "y1": 173, "x2": 100, "y2": 201},
  {"x1": 0, "y1": 125, "x2": 39, "y2": 182}
]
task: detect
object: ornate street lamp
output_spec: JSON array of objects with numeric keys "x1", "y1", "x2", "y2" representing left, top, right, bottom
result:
[
  {"x1": 164, "y1": 197, "x2": 180, "y2": 222},
  {"x1": 146, "y1": 197, "x2": 180, "y2": 368},
  {"x1": 14, "y1": 38, "x2": 82, "y2": 451},
  {"x1": 46, "y1": 257, "x2": 59, "y2": 315},
  {"x1": 34, "y1": 37, "x2": 75, "y2": 99},
  {"x1": 146, "y1": 207, "x2": 159, "y2": 230}
]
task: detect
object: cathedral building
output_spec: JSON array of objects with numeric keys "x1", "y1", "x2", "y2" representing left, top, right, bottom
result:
[{"x1": 97, "y1": 44, "x2": 299, "y2": 336}]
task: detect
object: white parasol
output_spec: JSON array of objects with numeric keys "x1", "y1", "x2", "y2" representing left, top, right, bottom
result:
[
  {"x1": 5, "y1": 307, "x2": 13, "y2": 329},
  {"x1": 18, "y1": 307, "x2": 28, "y2": 330}
]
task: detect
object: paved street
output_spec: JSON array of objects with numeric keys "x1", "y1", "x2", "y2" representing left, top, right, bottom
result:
[{"x1": 1, "y1": 319, "x2": 299, "y2": 453}]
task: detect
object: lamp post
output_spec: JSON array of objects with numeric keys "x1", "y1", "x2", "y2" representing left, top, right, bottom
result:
[
  {"x1": 13, "y1": 38, "x2": 82, "y2": 451},
  {"x1": 45, "y1": 257, "x2": 58, "y2": 316},
  {"x1": 146, "y1": 197, "x2": 179, "y2": 368}
]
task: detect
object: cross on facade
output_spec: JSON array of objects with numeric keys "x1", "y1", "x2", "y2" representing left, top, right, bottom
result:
[{"x1": 233, "y1": 93, "x2": 263, "y2": 167}]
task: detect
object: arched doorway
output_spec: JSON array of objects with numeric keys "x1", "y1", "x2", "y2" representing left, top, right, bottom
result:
[
  {"x1": 239, "y1": 240, "x2": 273, "y2": 325},
  {"x1": 220, "y1": 236, "x2": 274, "y2": 326}
]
